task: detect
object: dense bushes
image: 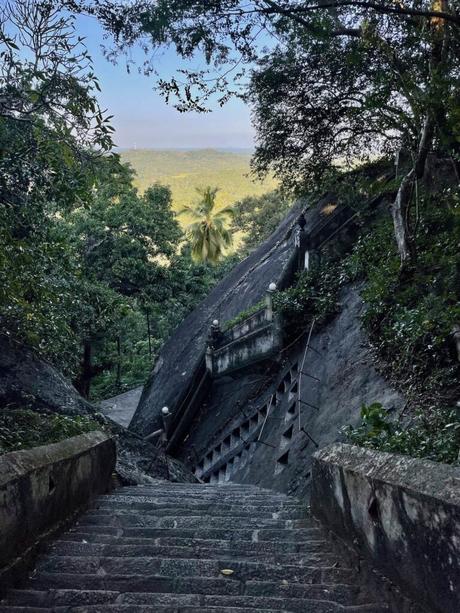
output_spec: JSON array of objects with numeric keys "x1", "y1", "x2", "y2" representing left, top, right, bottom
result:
[
  {"x1": 272, "y1": 262, "x2": 344, "y2": 339},
  {"x1": 0, "y1": 410, "x2": 102, "y2": 455},
  {"x1": 265, "y1": 180, "x2": 459, "y2": 464},
  {"x1": 344, "y1": 187, "x2": 460, "y2": 404},
  {"x1": 343, "y1": 403, "x2": 460, "y2": 466}
]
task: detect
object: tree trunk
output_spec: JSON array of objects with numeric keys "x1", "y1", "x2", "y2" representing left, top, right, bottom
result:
[
  {"x1": 76, "y1": 341, "x2": 92, "y2": 399},
  {"x1": 146, "y1": 311, "x2": 152, "y2": 357},
  {"x1": 116, "y1": 335, "x2": 121, "y2": 388},
  {"x1": 391, "y1": 114, "x2": 434, "y2": 265}
]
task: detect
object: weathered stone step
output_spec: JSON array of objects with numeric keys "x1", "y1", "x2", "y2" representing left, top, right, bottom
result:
[
  {"x1": 6, "y1": 584, "x2": 361, "y2": 608},
  {"x1": 46, "y1": 545, "x2": 336, "y2": 566},
  {"x1": 57, "y1": 533, "x2": 331, "y2": 557},
  {"x1": 93, "y1": 499, "x2": 306, "y2": 513},
  {"x1": 38, "y1": 555, "x2": 344, "y2": 580},
  {"x1": 78, "y1": 514, "x2": 312, "y2": 530},
  {"x1": 1, "y1": 483, "x2": 387, "y2": 612},
  {"x1": 96, "y1": 495, "x2": 294, "y2": 506},
  {"x1": 0, "y1": 602, "x2": 390, "y2": 613},
  {"x1": 115, "y1": 488, "x2": 292, "y2": 500},
  {"x1": 63, "y1": 526, "x2": 325, "y2": 543},
  {"x1": 27, "y1": 571, "x2": 359, "y2": 595},
  {"x1": 87, "y1": 506, "x2": 308, "y2": 520},
  {"x1": 121, "y1": 483, "x2": 287, "y2": 491},
  {"x1": 0, "y1": 606, "x2": 342, "y2": 613}
]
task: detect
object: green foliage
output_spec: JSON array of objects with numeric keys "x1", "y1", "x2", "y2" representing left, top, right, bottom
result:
[
  {"x1": 343, "y1": 188, "x2": 460, "y2": 399},
  {"x1": 272, "y1": 262, "x2": 344, "y2": 339},
  {"x1": 231, "y1": 190, "x2": 293, "y2": 254},
  {"x1": 179, "y1": 186, "x2": 234, "y2": 263},
  {"x1": 0, "y1": 2, "x2": 113, "y2": 374},
  {"x1": 0, "y1": 4, "x2": 244, "y2": 402},
  {"x1": 223, "y1": 300, "x2": 265, "y2": 331},
  {"x1": 0, "y1": 409, "x2": 102, "y2": 455},
  {"x1": 343, "y1": 402, "x2": 460, "y2": 466}
]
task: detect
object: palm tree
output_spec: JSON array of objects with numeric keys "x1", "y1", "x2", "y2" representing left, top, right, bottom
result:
[{"x1": 179, "y1": 186, "x2": 234, "y2": 263}]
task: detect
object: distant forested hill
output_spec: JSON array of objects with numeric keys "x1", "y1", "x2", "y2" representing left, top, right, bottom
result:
[{"x1": 119, "y1": 149, "x2": 277, "y2": 220}]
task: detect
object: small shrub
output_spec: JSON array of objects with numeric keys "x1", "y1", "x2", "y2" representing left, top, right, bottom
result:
[
  {"x1": 343, "y1": 402, "x2": 460, "y2": 465},
  {"x1": 223, "y1": 300, "x2": 266, "y2": 330}
]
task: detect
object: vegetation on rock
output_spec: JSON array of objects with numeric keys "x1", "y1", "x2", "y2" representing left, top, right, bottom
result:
[
  {"x1": 0, "y1": 409, "x2": 101, "y2": 455},
  {"x1": 343, "y1": 403, "x2": 460, "y2": 466}
]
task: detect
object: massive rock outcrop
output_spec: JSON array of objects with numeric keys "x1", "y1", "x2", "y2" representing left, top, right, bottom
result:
[
  {"x1": 0, "y1": 335, "x2": 196, "y2": 485},
  {"x1": 130, "y1": 200, "x2": 307, "y2": 437},
  {"x1": 0, "y1": 335, "x2": 94, "y2": 416},
  {"x1": 133, "y1": 191, "x2": 405, "y2": 496}
]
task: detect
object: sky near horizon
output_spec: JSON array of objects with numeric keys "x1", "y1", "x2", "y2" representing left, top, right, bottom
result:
[{"x1": 76, "y1": 15, "x2": 255, "y2": 150}]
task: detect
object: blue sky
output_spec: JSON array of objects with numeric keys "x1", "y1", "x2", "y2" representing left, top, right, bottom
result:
[{"x1": 76, "y1": 15, "x2": 255, "y2": 150}]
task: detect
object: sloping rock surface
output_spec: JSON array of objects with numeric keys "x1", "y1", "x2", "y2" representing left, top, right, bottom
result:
[
  {"x1": 0, "y1": 335, "x2": 93, "y2": 416},
  {"x1": 130, "y1": 200, "x2": 308, "y2": 437}
]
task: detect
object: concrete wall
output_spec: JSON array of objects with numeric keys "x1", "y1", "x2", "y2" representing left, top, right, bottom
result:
[
  {"x1": 220, "y1": 307, "x2": 268, "y2": 345},
  {"x1": 311, "y1": 443, "x2": 460, "y2": 613},
  {"x1": 0, "y1": 431, "x2": 115, "y2": 583},
  {"x1": 212, "y1": 322, "x2": 282, "y2": 376}
]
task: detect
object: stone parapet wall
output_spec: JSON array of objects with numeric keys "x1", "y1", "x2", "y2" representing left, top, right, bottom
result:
[
  {"x1": 311, "y1": 443, "x2": 460, "y2": 613},
  {"x1": 219, "y1": 307, "x2": 269, "y2": 346},
  {"x1": 0, "y1": 431, "x2": 116, "y2": 586},
  {"x1": 212, "y1": 320, "x2": 282, "y2": 376}
]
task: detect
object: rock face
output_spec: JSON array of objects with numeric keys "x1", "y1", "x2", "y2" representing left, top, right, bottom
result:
[
  {"x1": 141, "y1": 190, "x2": 405, "y2": 497},
  {"x1": 130, "y1": 199, "x2": 308, "y2": 437},
  {"x1": 99, "y1": 386, "x2": 143, "y2": 428},
  {"x1": 176, "y1": 284, "x2": 405, "y2": 498},
  {"x1": 0, "y1": 335, "x2": 93, "y2": 416},
  {"x1": 0, "y1": 336, "x2": 196, "y2": 486}
]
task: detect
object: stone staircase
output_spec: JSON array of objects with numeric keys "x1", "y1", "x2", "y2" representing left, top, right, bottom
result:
[{"x1": 0, "y1": 483, "x2": 389, "y2": 613}]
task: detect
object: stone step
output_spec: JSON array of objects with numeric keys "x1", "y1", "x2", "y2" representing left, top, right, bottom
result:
[
  {"x1": 96, "y1": 495, "x2": 294, "y2": 509},
  {"x1": 0, "y1": 602, "x2": 390, "y2": 613},
  {"x1": 87, "y1": 507, "x2": 308, "y2": 520},
  {"x1": 1, "y1": 483, "x2": 387, "y2": 612},
  {"x1": 37, "y1": 555, "x2": 345, "y2": 580},
  {"x1": 77, "y1": 514, "x2": 312, "y2": 530},
  {"x1": 0, "y1": 606, "x2": 357, "y2": 613},
  {"x1": 121, "y1": 485, "x2": 282, "y2": 492},
  {"x1": 51, "y1": 537, "x2": 331, "y2": 558},
  {"x1": 27, "y1": 571, "x2": 360, "y2": 595},
  {"x1": 46, "y1": 544, "x2": 337, "y2": 566},
  {"x1": 93, "y1": 500, "x2": 306, "y2": 514},
  {"x1": 113, "y1": 489, "x2": 292, "y2": 500},
  {"x1": 63, "y1": 526, "x2": 325, "y2": 543},
  {"x1": 6, "y1": 584, "x2": 361, "y2": 607}
]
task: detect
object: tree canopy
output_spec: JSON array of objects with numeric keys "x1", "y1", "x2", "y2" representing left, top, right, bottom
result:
[
  {"x1": 179, "y1": 186, "x2": 234, "y2": 263},
  {"x1": 0, "y1": 0, "x2": 241, "y2": 400},
  {"x1": 87, "y1": 0, "x2": 460, "y2": 263}
]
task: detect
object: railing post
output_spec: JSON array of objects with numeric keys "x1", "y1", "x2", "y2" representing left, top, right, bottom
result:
[
  {"x1": 205, "y1": 345, "x2": 214, "y2": 373},
  {"x1": 266, "y1": 282, "x2": 277, "y2": 322},
  {"x1": 161, "y1": 406, "x2": 171, "y2": 438}
]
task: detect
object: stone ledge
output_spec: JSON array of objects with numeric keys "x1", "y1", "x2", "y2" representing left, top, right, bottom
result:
[
  {"x1": 311, "y1": 443, "x2": 460, "y2": 613},
  {"x1": 0, "y1": 431, "x2": 116, "y2": 587}
]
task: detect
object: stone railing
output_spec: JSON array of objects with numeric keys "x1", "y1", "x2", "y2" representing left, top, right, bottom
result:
[
  {"x1": 206, "y1": 284, "x2": 282, "y2": 377},
  {"x1": 0, "y1": 431, "x2": 115, "y2": 589},
  {"x1": 218, "y1": 306, "x2": 269, "y2": 347},
  {"x1": 311, "y1": 443, "x2": 460, "y2": 613}
]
